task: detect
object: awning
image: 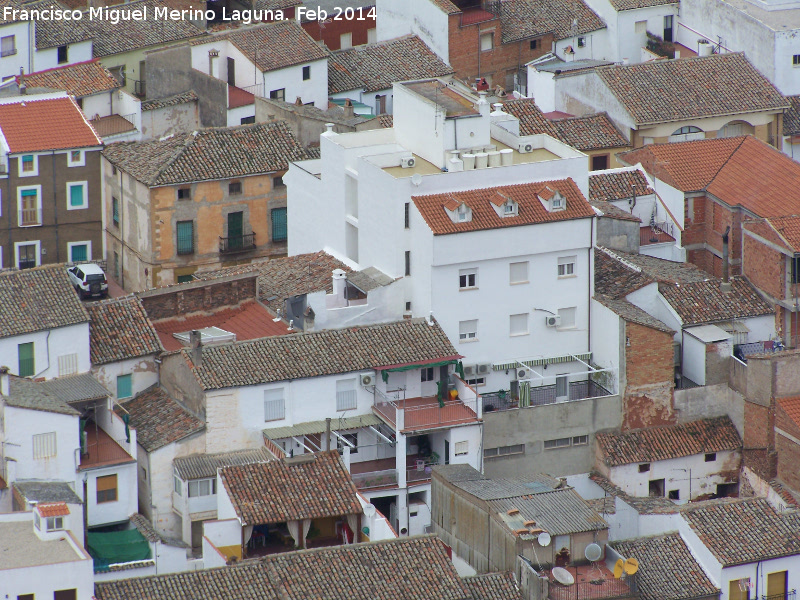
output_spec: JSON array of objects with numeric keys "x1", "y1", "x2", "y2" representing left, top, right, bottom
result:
[
  {"x1": 492, "y1": 353, "x2": 592, "y2": 371},
  {"x1": 87, "y1": 528, "x2": 151, "y2": 571},
  {"x1": 263, "y1": 414, "x2": 384, "y2": 441},
  {"x1": 379, "y1": 357, "x2": 462, "y2": 383}
]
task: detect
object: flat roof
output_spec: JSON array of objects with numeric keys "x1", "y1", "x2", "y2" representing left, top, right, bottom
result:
[
  {"x1": 0, "y1": 520, "x2": 85, "y2": 570},
  {"x1": 684, "y1": 324, "x2": 733, "y2": 343},
  {"x1": 399, "y1": 80, "x2": 479, "y2": 117}
]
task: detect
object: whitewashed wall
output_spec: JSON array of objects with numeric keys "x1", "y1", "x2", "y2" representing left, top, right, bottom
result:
[{"x1": 0, "y1": 323, "x2": 90, "y2": 379}]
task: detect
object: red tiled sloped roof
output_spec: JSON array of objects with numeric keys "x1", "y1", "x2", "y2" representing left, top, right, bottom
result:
[
  {"x1": 658, "y1": 278, "x2": 774, "y2": 325},
  {"x1": 220, "y1": 451, "x2": 362, "y2": 525},
  {"x1": 152, "y1": 300, "x2": 294, "y2": 351},
  {"x1": 413, "y1": 179, "x2": 594, "y2": 235},
  {"x1": 37, "y1": 502, "x2": 70, "y2": 517},
  {"x1": 778, "y1": 396, "x2": 800, "y2": 430},
  {"x1": 742, "y1": 218, "x2": 795, "y2": 254},
  {"x1": 0, "y1": 97, "x2": 102, "y2": 152},
  {"x1": 753, "y1": 216, "x2": 800, "y2": 253},
  {"x1": 21, "y1": 60, "x2": 120, "y2": 98},
  {"x1": 119, "y1": 386, "x2": 205, "y2": 452},
  {"x1": 596, "y1": 416, "x2": 742, "y2": 467},
  {"x1": 589, "y1": 169, "x2": 654, "y2": 202},
  {"x1": 87, "y1": 295, "x2": 163, "y2": 365},
  {"x1": 552, "y1": 113, "x2": 629, "y2": 151}
]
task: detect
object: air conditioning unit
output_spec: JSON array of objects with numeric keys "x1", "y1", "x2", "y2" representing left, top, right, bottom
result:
[
  {"x1": 360, "y1": 373, "x2": 375, "y2": 387},
  {"x1": 401, "y1": 156, "x2": 416, "y2": 168},
  {"x1": 463, "y1": 365, "x2": 476, "y2": 377},
  {"x1": 518, "y1": 142, "x2": 534, "y2": 153},
  {"x1": 477, "y1": 363, "x2": 492, "y2": 375},
  {"x1": 546, "y1": 315, "x2": 561, "y2": 327},
  {"x1": 516, "y1": 367, "x2": 532, "y2": 380}
]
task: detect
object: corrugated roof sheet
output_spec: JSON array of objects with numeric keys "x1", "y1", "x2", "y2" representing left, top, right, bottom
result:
[
  {"x1": 173, "y1": 447, "x2": 273, "y2": 480},
  {"x1": 4, "y1": 376, "x2": 80, "y2": 416},
  {"x1": 489, "y1": 489, "x2": 608, "y2": 536},
  {"x1": 38, "y1": 374, "x2": 110, "y2": 404}
]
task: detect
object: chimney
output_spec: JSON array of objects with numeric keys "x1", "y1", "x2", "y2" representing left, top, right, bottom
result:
[
  {"x1": 721, "y1": 226, "x2": 732, "y2": 293},
  {"x1": 18, "y1": 68, "x2": 26, "y2": 95},
  {"x1": 343, "y1": 98, "x2": 355, "y2": 119},
  {"x1": 477, "y1": 91, "x2": 489, "y2": 117},
  {"x1": 208, "y1": 49, "x2": 219, "y2": 79},
  {"x1": 0, "y1": 366, "x2": 9, "y2": 396},
  {"x1": 332, "y1": 268, "x2": 347, "y2": 306},
  {"x1": 295, "y1": 96, "x2": 303, "y2": 106},
  {"x1": 189, "y1": 330, "x2": 203, "y2": 368}
]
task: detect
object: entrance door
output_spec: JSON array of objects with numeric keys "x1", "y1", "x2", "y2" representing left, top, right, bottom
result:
[
  {"x1": 191, "y1": 521, "x2": 203, "y2": 551},
  {"x1": 18, "y1": 243, "x2": 37, "y2": 269},
  {"x1": 228, "y1": 211, "x2": 243, "y2": 250},
  {"x1": 227, "y1": 57, "x2": 236, "y2": 87},
  {"x1": 767, "y1": 571, "x2": 787, "y2": 600},
  {"x1": 444, "y1": 440, "x2": 450, "y2": 465},
  {"x1": 663, "y1": 15, "x2": 674, "y2": 42}
]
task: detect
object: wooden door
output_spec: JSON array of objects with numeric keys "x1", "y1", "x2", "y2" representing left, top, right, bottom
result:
[{"x1": 228, "y1": 211, "x2": 243, "y2": 250}]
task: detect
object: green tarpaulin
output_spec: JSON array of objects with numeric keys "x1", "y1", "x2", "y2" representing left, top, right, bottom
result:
[
  {"x1": 379, "y1": 359, "x2": 459, "y2": 383},
  {"x1": 87, "y1": 528, "x2": 151, "y2": 570}
]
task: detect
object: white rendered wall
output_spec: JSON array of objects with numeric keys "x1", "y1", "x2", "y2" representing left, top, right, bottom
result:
[
  {"x1": 82, "y1": 461, "x2": 138, "y2": 527},
  {"x1": 554, "y1": 28, "x2": 612, "y2": 63},
  {"x1": 0, "y1": 323, "x2": 90, "y2": 379},
  {"x1": 552, "y1": 70, "x2": 636, "y2": 136},
  {"x1": 33, "y1": 40, "x2": 92, "y2": 71},
  {"x1": 0, "y1": 21, "x2": 31, "y2": 81},
  {"x1": 92, "y1": 356, "x2": 159, "y2": 401},
  {"x1": 590, "y1": 299, "x2": 622, "y2": 393},
  {"x1": 262, "y1": 59, "x2": 328, "y2": 109},
  {"x1": 375, "y1": 0, "x2": 450, "y2": 62}
]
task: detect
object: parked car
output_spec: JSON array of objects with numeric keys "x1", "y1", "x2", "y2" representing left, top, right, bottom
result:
[{"x1": 67, "y1": 264, "x2": 108, "y2": 299}]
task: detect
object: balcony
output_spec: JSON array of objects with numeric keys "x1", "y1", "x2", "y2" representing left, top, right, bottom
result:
[
  {"x1": 482, "y1": 380, "x2": 612, "y2": 412},
  {"x1": 79, "y1": 424, "x2": 135, "y2": 470},
  {"x1": 219, "y1": 233, "x2": 256, "y2": 254},
  {"x1": 547, "y1": 565, "x2": 637, "y2": 600},
  {"x1": 349, "y1": 454, "x2": 440, "y2": 490},
  {"x1": 19, "y1": 208, "x2": 42, "y2": 227},
  {"x1": 762, "y1": 592, "x2": 796, "y2": 600},
  {"x1": 373, "y1": 395, "x2": 480, "y2": 433}
]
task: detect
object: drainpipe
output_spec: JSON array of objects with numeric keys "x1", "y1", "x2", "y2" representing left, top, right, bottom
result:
[
  {"x1": 721, "y1": 225, "x2": 732, "y2": 293},
  {"x1": 325, "y1": 417, "x2": 331, "y2": 451},
  {"x1": 52, "y1": 151, "x2": 59, "y2": 263}
]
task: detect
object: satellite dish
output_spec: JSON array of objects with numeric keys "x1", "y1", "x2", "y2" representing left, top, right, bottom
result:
[
  {"x1": 411, "y1": 173, "x2": 423, "y2": 187},
  {"x1": 585, "y1": 543, "x2": 602, "y2": 562},
  {"x1": 363, "y1": 503, "x2": 376, "y2": 518},
  {"x1": 623, "y1": 557, "x2": 639, "y2": 575},
  {"x1": 552, "y1": 567, "x2": 575, "y2": 586},
  {"x1": 613, "y1": 559, "x2": 624, "y2": 579},
  {"x1": 537, "y1": 532, "x2": 551, "y2": 547}
]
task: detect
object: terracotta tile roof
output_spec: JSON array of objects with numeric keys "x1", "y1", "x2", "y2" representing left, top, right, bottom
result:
[
  {"x1": 118, "y1": 386, "x2": 204, "y2": 452},
  {"x1": 785, "y1": 95, "x2": 800, "y2": 136},
  {"x1": 589, "y1": 169, "x2": 654, "y2": 202},
  {"x1": 141, "y1": 90, "x2": 199, "y2": 112},
  {"x1": 589, "y1": 472, "x2": 680, "y2": 515},
  {"x1": 29, "y1": 0, "x2": 93, "y2": 48},
  {"x1": 552, "y1": 113, "x2": 629, "y2": 150},
  {"x1": 220, "y1": 451, "x2": 361, "y2": 525},
  {"x1": 255, "y1": 0, "x2": 301, "y2": 9},
  {"x1": 378, "y1": 114, "x2": 393, "y2": 128},
  {"x1": 778, "y1": 396, "x2": 800, "y2": 430},
  {"x1": 103, "y1": 121, "x2": 310, "y2": 186},
  {"x1": 195, "y1": 251, "x2": 354, "y2": 309},
  {"x1": 3, "y1": 376, "x2": 80, "y2": 416},
  {"x1": 594, "y1": 294, "x2": 673, "y2": 333},
  {"x1": 86, "y1": 295, "x2": 163, "y2": 364},
  {"x1": 608, "y1": 0, "x2": 677, "y2": 9},
  {"x1": 659, "y1": 277, "x2": 774, "y2": 325},
  {"x1": 413, "y1": 179, "x2": 595, "y2": 235},
  {"x1": 185, "y1": 318, "x2": 459, "y2": 390},
  {"x1": 682, "y1": 497, "x2": 800, "y2": 566},
  {"x1": 499, "y1": 0, "x2": 606, "y2": 42},
  {"x1": 200, "y1": 21, "x2": 328, "y2": 72},
  {"x1": 328, "y1": 35, "x2": 453, "y2": 94},
  {"x1": 20, "y1": 60, "x2": 120, "y2": 98},
  {"x1": 90, "y1": 114, "x2": 137, "y2": 138},
  {"x1": 228, "y1": 85, "x2": 255, "y2": 109},
  {"x1": 610, "y1": 534, "x2": 719, "y2": 600},
  {"x1": 0, "y1": 96, "x2": 102, "y2": 152},
  {"x1": 591, "y1": 199, "x2": 641, "y2": 222},
  {"x1": 462, "y1": 573, "x2": 522, "y2": 600},
  {"x1": 152, "y1": 300, "x2": 293, "y2": 352},
  {"x1": 594, "y1": 248, "x2": 656, "y2": 297},
  {"x1": 598, "y1": 54, "x2": 788, "y2": 126},
  {"x1": 501, "y1": 99, "x2": 560, "y2": 137},
  {"x1": 174, "y1": 447, "x2": 274, "y2": 480},
  {"x1": 37, "y1": 502, "x2": 70, "y2": 517},
  {"x1": 129, "y1": 513, "x2": 188, "y2": 547},
  {"x1": 0, "y1": 0, "x2": 24, "y2": 23},
  {"x1": 0, "y1": 265, "x2": 89, "y2": 339},
  {"x1": 596, "y1": 416, "x2": 741, "y2": 467}
]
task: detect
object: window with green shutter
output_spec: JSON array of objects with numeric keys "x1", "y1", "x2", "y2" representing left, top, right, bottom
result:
[
  {"x1": 271, "y1": 208, "x2": 287, "y2": 242},
  {"x1": 112, "y1": 197, "x2": 119, "y2": 228},
  {"x1": 70, "y1": 243, "x2": 87, "y2": 262},
  {"x1": 68, "y1": 183, "x2": 86, "y2": 208},
  {"x1": 116, "y1": 374, "x2": 132, "y2": 399},
  {"x1": 176, "y1": 221, "x2": 194, "y2": 255},
  {"x1": 18, "y1": 342, "x2": 34, "y2": 377}
]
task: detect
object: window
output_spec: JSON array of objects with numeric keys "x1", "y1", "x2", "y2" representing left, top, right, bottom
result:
[
  {"x1": 32, "y1": 432, "x2": 56, "y2": 459},
  {"x1": 794, "y1": 54, "x2": 800, "y2": 67},
  {"x1": 572, "y1": 435, "x2": 588, "y2": 445},
  {"x1": 639, "y1": 463, "x2": 650, "y2": 473},
  {"x1": 668, "y1": 489, "x2": 680, "y2": 500},
  {"x1": 591, "y1": 155, "x2": 609, "y2": 171},
  {"x1": 405, "y1": 301, "x2": 412, "y2": 311},
  {"x1": 544, "y1": 437, "x2": 571, "y2": 449},
  {"x1": 117, "y1": 373, "x2": 132, "y2": 399},
  {"x1": 18, "y1": 187, "x2": 41, "y2": 226},
  {"x1": 729, "y1": 579, "x2": 751, "y2": 600},
  {"x1": 57, "y1": 45, "x2": 68, "y2": 64},
  {"x1": 558, "y1": 256, "x2": 576, "y2": 277},
  {"x1": 177, "y1": 274, "x2": 194, "y2": 283},
  {"x1": 270, "y1": 88, "x2": 286, "y2": 101},
  {"x1": 46, "y1": 516, "x2": 64, "y2": 531},
  {"x1": 54, "y1": 591, "x2": 77, "y2": 600},
  {"x1": 510, "y1": 313, "x2": 529, "y2": 336},
  {"x1": 368, "y1": 28, "x2": 377, "y2": 43},
  {"x1": 484, "y1": 444, "x2": 525, "y2": 458},
  {"x1": 96, "y1": 474, "x2": 118, "y2": 503},
  {"x1": 176, "y1": 220, "x2": 194, "y2": 255},
  {"x1": 229, "y1": 181, "x2": 242, "y2": 195},
  {"x1": 454, "y1": 441, "x2": 468, "y2": 456},
  {"x1": 112, "y1": 197, "x2": 120, "y2": 228},
  {"x1": 68, "y1": 149, "x2": 84, "y2": 167},
  {"x1": 67, "y1": 182, "x2": 88, "y2": 209},
  {"x1": 670, "y1": 126, "x2": 704, "y2": 142},
  {"x1": 480, "y1": 32, "x2": 493, "y2": 51},
  {"x1": 340, "y1": 32, "x2": 353, "y2": 49},
  {"x1": 663, "y1": 15, "x2": 673, "y2": 42},
  {"x1": 0, "y1": 35, "x2": 16, "y2": 57},
  {"x1": 459, "y1": 320, "x2": 478, "y2": 341},
  {"x1": 648, "y1": 478, "x2": 665, "y2": 497},
  {"x1": 404, "y1": 202, "x2": 410, "y2": 228},
  {"x1": 555, "y1": 375, "x2": 568, "y2": 398},
  {"x1": 457, "y1": 205, "x2": 469, "y2": 221},
  {"x1": 336, "y1": 378, "x2": 357, "y2": 411},
  {"x1": 240, "y1": 115, "x2": 255, "y2": 125},
  {"x1": 510, "y1": 261, "x2": 529, "y2": 284},
  {"x1": 68, "y1": 242, "x2": 90, "y2": 263},
  {"x1": 174, "y1": 475, "x2": 182, "y2": 495},
  {"x1": 177, "y1": 187, "x2": 191, "y2": 200},
  {"x1": 405, "y1": 250, "x2": 411, "y2": 276},
  {"x1": 58, "y1": 353, "x2": 78, "y2": 376},
  {"x1": 109, "y1": 65, "x2": 125, "y2": 86},
  {"x1": 705, "y1": 452, "x2": 717, "y2": 462},
  {"x1": 459, "y1": 268, "x2": 477, "y2": 289},
  {"x1": 504, "y1": 202, "x2": 516, "y2": 215},
  {"x1": 465, "y1": 377, "x2": 486, "y2": 387},
  {"x1": 530, "y1": 39, "x2": 539, "y2": 50},
  {"x1": 264, "y1": 388, "x2": 285, "y2": 421},
  {"x1": 15, "y1": 241, "x2": 39, "y2": 269},
  {"x1": 557, "y1": 307, "x2": 576, "y2": 328},
  {"x1": 18, "y1": 595, "x2": 35, "y2": 600},
  {"x1": 271, "y1": 207, "x2": 287, "y2": 242},
  {"x1": 302, "y1": 65, "x2": 311, "y2": 80},
  {"x1": 20, "y1": 154, "x2": 36, "y2": 176},
  {"x1": 421, "y1": 367, "x2": 435, "y2": 382},
  {"x1": 18, "y1": 342, "x2": 34, "y2": 377},
  {"x1": 577, "y1": 36, "x2": 586, "y2": 47},
  {"x1": 188, "y1": 478, "x2": 216, "y2": 497},
  {"x1": 273, "y1": 176, "x2": 285, "y2": 188},
  {"x1": 337, "y1": 432, "x2": 358, "y2": 453}
]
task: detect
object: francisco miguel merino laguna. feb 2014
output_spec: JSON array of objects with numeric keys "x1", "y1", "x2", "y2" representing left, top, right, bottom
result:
[{"x1": 3, "y1": 4, "x2": 376, "y2": 24}]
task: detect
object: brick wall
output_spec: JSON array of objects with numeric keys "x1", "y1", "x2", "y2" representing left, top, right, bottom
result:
[
  {"x1": 622, "y1": 322, "x2": 676, "y2": 430},
  {"x1": 302, "y1": 10, "x2": 375, "y2": 50},
  {"x1": 743, "y1": 400, "x2": 773, "y2": 448},
  {"x1": 743, "y1": 231, "x2": 785, "y2": 300},
  {"x1": 447, "y1": 14, "x2": 551, "y2": 89},
  {"x1": 140, "y1": 273, "x2": 258, "y2": 320}
]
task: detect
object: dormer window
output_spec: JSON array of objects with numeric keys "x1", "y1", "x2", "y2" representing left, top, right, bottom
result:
[
  {"x1": 538, "y1": 186, "x2": 566, "y2": 212},
  {"x1": 503, "y1": 202, "x2": 517, "y2": 216},
  {"x1": 490, "y1": 190, "x2": 518, "y2": 218},
  {"x1": 458, "y1": 205, "x2": 469, "y2": 221},
  {"x1": 552, "y1": 196, "x2": 564, "y2": 210},
  {"x1": 445, "y1": 198, "x2": 472, "y2": 223}
]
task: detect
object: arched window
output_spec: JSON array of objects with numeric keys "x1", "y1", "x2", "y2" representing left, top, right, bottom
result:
[
  {"x1": 670, "y1": 126, "x2": 704, "y2": 142},
  {"x1": 719, "y1": 120, "x2": 755, "y2": 138},
  {"x1": 672, "y1": 126, "x2": 703, "y2": 135}
]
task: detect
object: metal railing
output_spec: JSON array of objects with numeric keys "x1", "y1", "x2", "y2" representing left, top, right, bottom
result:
[
  {"x1": 19, "y1": 208, "x2": 42, "y2": 227},
  {"x1": 407, "y1": 458, "x2": 439, "y2": 484},
  {"x1": 482, "y1": 380, "x2": 611, "y2": 412},
  {"x1": 242, "y1": 83, "x2": 265, "y2": 98},
  {"x1": 133, "y1": 79, "x2": 145, "y2": 98},
  {"x1": 219, "y1": 233, "x2": 255, "y2": 254},
  {"x1": 352, "y1": 469, "x2": 398, "y2": 490},
  {"x1": 549, "y1": 576, "x2": 636, "y2": 600},
  {"x1": 762, "y1": 591, "x2": 796, "y2": 600}
]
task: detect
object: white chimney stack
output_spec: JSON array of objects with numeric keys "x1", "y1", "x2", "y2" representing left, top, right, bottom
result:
[
  {"x1": 332, "y1": 269, "x2": 347, "y2": 305},
  {"x1": 0, "y1": 366, "x2": 9, "y2": 396}
]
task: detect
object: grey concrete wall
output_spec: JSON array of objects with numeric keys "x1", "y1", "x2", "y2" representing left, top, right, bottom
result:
[
  {"x1": 674, "y1": 382, "x2": 744, "y2": 437},
  {"x1": 159, "y1": 352, "x2": 207, "y2": 420},
  {"x1": 189, "y1": 69, "x2": 227, "y2": 128},
  {"x1": 482, "y1": 395, "x2": 623, "y2": 478},
  {"x1": 595, "y1": 217, "x2": 639, "y2": 254}
]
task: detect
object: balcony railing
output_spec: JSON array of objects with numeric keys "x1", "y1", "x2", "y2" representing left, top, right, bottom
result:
[
  {"x1": 19, "y1": 208, "x2": 42, "y2": 227},
  {"x1": 219, "y1": 232, "x2": 256, "y2": 254},
  {"x1": 763, "y1": 591, "x2": 796, "y2": 600},
  {"x1": 482, "y1": 380, "x2": 612, "y2": 412},
  {"x1": 1, "y1": 47, "x2": 17, "y2": 57},
  {"x1": 407, "y1": 458, "x2": 439, "y2": 484},
  {"x1": 133, "y1": 79, "x2": 145, "y2": 98}
]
